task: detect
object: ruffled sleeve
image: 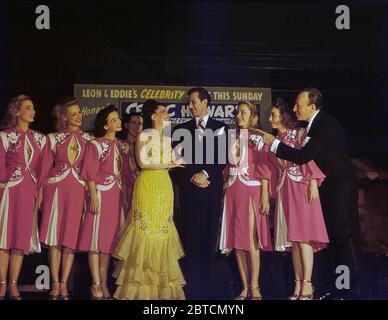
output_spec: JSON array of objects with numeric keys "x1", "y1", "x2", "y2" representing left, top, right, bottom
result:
[
  {"x1": 301, "y1": 160, "x2": 326, "y2": 187},
  {"x1": 295, "y1": 128, "x2": 325, "y2": 186},
  {"x1": 37, "y1": 135, "x2": 55, "y2": 188},
  {"x1": 0, "y1": 132, "x2": 7, "y2": 183},
  {"x1": 81, "y1": 141, "x2": 100, "y2": 182},
  {"x1": 254, "y1": 144, "x2": 278, "y2": 197},
  {"x1": 253, "y1": 144, "x2": 272, "y2": 181}
]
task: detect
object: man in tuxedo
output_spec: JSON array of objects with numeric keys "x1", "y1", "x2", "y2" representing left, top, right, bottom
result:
[
  {"x1": 173, "y1": 87, "x2": 228, "y2": 299},
  {"x1": 259, "y1": 88, "x2": 362, "y2": 299}
]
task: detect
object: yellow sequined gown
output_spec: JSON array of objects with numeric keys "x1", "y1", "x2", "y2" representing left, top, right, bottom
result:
[{"x1": 113, "y1": 140, "x2": 186, "y2": 300}]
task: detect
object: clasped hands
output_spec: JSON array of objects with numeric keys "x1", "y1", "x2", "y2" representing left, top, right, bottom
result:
[{"x1": 191, "y1": 172, "x2": 210, "y2": 188}]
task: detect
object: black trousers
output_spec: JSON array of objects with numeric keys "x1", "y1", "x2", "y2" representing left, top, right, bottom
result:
[
  {"x1": 318, "y1": 176, "x2": 363, "y2": 298},
  {"x1": 179, "y1": 198, "x2": 222, "y2": 300}
]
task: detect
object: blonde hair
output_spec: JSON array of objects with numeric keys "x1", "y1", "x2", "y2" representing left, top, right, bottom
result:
[
  {"x1": 236, "y1": 101, "x2": 259, "y2": 129},
  {"x1": 52, "y1": 97, "x2": 79, "y2": 131},
  {"x1": 0, "y1": 94, "x2": 32, "y2": 130}
]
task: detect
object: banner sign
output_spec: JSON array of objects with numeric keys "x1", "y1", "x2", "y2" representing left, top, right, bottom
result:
[{"x1": 74, "y1": 84, "x2": 272, "y2": 131}]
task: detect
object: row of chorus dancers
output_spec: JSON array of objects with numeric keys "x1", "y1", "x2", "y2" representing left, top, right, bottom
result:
[
  {"x1": 0, "y1": 96, "x2": 135, "y2": 300},
  {"x1": 0, "y1": 87, "x2": 361, "y2": 300}
]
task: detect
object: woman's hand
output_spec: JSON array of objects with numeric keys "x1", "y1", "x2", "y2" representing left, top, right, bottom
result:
[
  {"x1": 260, "y1": 191, "x2": 270, "y2": 216},
  {"x1": 307, "y1": 179, "x2": 319, "y2": 203},
  {"x1": 170, "y1": 157, "x2": 186, "y2": 169},
  {"x1": 90, "y1": 193, "x2": 99, "y2": 215},
  {"x1": 35, "y1": 187, "x2": 43, "y2": 211}
]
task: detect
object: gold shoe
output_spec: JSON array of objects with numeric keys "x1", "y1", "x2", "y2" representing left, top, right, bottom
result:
[
  {"x1": 9, "y1": 280, "x2": 22, "y2": 300},
  {"x1": 0, "y1": 280, "x2": 7, "y2": 300},
  {"x1": 234, "y1": 288, "x2": 250, "y2": 300},
  {"x1": 90, "y1": 281, "x2": 104, "y2": 300},
  {"x1": 288, "y1": 279, "x2": 301, "y2": 300},
  {"x1": 49, "y1": 280, "x2": 60, "y2": 300},
  {"x1": 250, "y1": 286, "x2": 263, "y2": 300},
  {"x1": 299, "y1": 280, "x2": 314, "y2": 300},
  {"x1": 100, "y1": 281, "x2": 113, "y2": 300},
  {"x1": 59, "y1": 281, "x2": 70, "y2": 300}
]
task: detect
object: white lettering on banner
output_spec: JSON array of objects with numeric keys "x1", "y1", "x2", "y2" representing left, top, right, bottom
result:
[
  {"x1": 82, "y1": 89, "x2": 102, "y2": 98},
  {"x1": 224, "y1": 105, "x2": 236, "y2": 118},
  {"x1": 81, "y1": 106, "x2": 104, "y2": 116},
  {"x1": 166, "y1": 104, "x2": 176, "y2": 117},
  {"x1": 213, "y1": 91, "x2": 231, "y2": 100},
  {"x1": 140, "y1": 89, "x2": 186, "y2": 100},
  {"x1": 110, "y1": 89, "x2": 138, "y2": 99},
  {"x1": 181, "y1": 105, "x2": 192, "y2": 118},
  {"x1": 208, "y1": 105, "x2": 237, "y2": 118},
  {"x1": 232, "y1": 92, "x2": 263, "y2": 101},
  {"x1": 125, "y1": 102, "x2": 142, "y2": 114}
]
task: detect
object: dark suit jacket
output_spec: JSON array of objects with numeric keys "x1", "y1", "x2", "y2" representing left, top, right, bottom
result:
[
  {"x1": 172, "y1": 117, "x2": 229, "y2": 205},
  {"x1": 276, "y1": 110, "x2": 355, "y2": 180}
]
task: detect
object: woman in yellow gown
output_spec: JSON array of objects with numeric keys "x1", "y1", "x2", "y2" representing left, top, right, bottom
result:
[{"x1": 113, "y1": 100, "x2": 186, "y2": 300}]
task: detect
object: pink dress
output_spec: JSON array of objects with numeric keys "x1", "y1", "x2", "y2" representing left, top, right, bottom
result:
[
  {"x1": 77, "y1": 137, "x2": 129, "y2": 254},
  {"x1": 38, "y1": 130, "x2": 94, "y2": 250},
  {"x1": 0, "y1": 128, "x2": 46, "y2": 254},
  {"x1": 270, "y1": 128, "x2": 329, "y2": 252},
  {"x1": 219, "y1": 131, "x2": 273, "y2": 253}
]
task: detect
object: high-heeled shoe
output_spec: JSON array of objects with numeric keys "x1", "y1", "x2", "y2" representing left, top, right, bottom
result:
[
  {"x1": 250, "y1": 286, "x2": 263, "y2": 300},
  {"x1": 100, "y1": 281, "x2": 113, "y2": 300},
  {"x1": 288, "y1": 279, "x2": 301, "y2": 300},
  {"x1": 0, "y1": 280, "x2": 7, "y2": 300},
  {"x1": 48, "y1": 280, "x2": 60, "y2": 300},
  {"x1": 89, "y1": 281, "x2": 104, "y2": 300},
  {"x1": 8, "y1": 280, "x2": 22, "y2": 300},
  {"x1": 59, "y1": 281, "x2": 70, "y2": 300},
  {"x1": 299, "y1": 280, "x2": 314, "y2": 300},
  {"x1": 234, "y1": 287, "x2": 250, "y2": 300}
]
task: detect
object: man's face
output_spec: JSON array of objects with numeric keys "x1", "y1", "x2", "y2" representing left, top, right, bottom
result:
[
  {"x1": 293, "y1": 91, "x2": 316, "y2": 121},
  {"x1": 188, "y1": 91, "x2": 208, "y2": 118}
]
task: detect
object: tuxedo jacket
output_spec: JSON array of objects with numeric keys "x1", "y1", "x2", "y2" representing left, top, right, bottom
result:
[
  {"x1": 276, "y1": 110, "x2": 356, "y2": 181},
  {"x1": 172, "y1": 117, "x2": 229, "y2": 205}
]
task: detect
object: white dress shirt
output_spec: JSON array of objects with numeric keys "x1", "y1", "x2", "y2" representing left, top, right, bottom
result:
[
  {"x1": 194, "y1": 114, "x2": 210, "y2": 178},
  {"x1": 195, "y1": 114, "x2": 210, "y2": 129}
]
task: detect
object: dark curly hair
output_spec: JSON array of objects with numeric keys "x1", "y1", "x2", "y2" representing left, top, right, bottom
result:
[
  {"x1": 94, "y1": 104, "x2": 119, "y2": 137},
  {"x1": 272, "y1": 97, "x2": 296, "y2": 129},
  {"x1": 141, "y1": 99, "x2": 161, "y2": 130}
]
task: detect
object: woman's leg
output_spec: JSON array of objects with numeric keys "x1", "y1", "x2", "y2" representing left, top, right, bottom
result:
[
  {"x1": 99, "y1": 253, "x2": 111, "y2": 299},
  {"x1": 290, "y1": 243, "x2": 303, "y2": 298},
  {"x1": 8, "y1": 249, "x2": 24, "y2": 299},
  {"x1": 0, "y1": 249, "x2": 10, "y2": 297},
  {"x1": 235, "y1": 249, "x2": 250, "y2": 299},
  {"x1": 48, "y1": 246, "x2": 61, "y2": 298},
  {"x1": 88, "y1": 252, "x2": 103, "y2": 299},
  {"x1": 299, "y1": 242, "x2": 314, "y2": 298},
  {"x1": 248, "y1": 199, "x2": 261, "y2": 299},
  {"x1": 60, "y1": 247, "x2": 75, "y2": 298}
]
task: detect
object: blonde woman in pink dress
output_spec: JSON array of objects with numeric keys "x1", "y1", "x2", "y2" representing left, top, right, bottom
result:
[
  {"x1": 219, "y1": 101, "x2": 272, "y2": 300},
  {"x1": 38, "y1": 97, "x2": 94, "y2": 300},
  {"x1": 268, "y1": 98, "x2": 329, "y2": 300},
  {"x1": 0, "y1": 95, "x2": 46, "y2": 300},
  {"x1": 77, "y1": 105, "x2": 129, "y2": 300}
]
